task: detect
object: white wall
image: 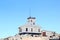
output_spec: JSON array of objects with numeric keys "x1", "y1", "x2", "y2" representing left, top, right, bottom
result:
[{"x1": 19, "y1": 25, "x2": 41, "y2": 33}]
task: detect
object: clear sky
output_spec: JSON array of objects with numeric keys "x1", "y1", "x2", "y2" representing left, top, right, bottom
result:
[{"x1": 0, "y1": 0, "x2": 60, "y2": 38}]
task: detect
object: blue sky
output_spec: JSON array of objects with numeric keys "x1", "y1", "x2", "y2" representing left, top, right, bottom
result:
[{"x1": 0, "y1": 0, "x2": 60, "y2": 38}]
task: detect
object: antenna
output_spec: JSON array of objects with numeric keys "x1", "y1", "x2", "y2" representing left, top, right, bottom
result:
[{"x1": 29, "y1": 8, "x2": 31, "y2": 17}]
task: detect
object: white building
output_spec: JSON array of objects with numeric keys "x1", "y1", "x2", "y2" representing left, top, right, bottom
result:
[
  {"x1": 18, "y1": 17, "x2": 41, "y2": 37},
  {"x1": 0, "y1": 17, "x2": 60, "y2": 40}
]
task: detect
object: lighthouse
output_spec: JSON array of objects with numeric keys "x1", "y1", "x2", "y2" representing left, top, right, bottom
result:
[{"x1": 19, "y1": 17, "x2": 41, "y2": 37}]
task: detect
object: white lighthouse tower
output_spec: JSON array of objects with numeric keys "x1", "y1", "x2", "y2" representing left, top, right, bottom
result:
[{"x1": 18, "y1": 17, "x2": 41, "y2": 37}]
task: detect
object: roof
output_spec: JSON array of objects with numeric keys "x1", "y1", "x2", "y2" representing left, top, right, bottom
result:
[{"x1": 27, "y1": 17, "x2": 36, "y2": 19}]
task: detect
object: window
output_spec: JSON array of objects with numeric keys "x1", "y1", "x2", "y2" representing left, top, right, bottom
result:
[
  {"x1": 31, "y1": 28, "x2": 33, "y2": 32},
  {"x1": 38, "y1": 29, "x2": 40, "y2": 32},
  {"x1": 26, "y1": 28, "x2": 28, "y2": 31},
  {"x1": 53, "y1": 32, "x2": 55, "y2": 36},
  {"x1": 31, "y1": 20, "x2": 32, "y2": 22},
  {"x1": 19, "y1": 27, "x2": 22, "y2": 32},
  {"x1": 33, "y1": 23, "x2": 35, "y2": 25}
]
